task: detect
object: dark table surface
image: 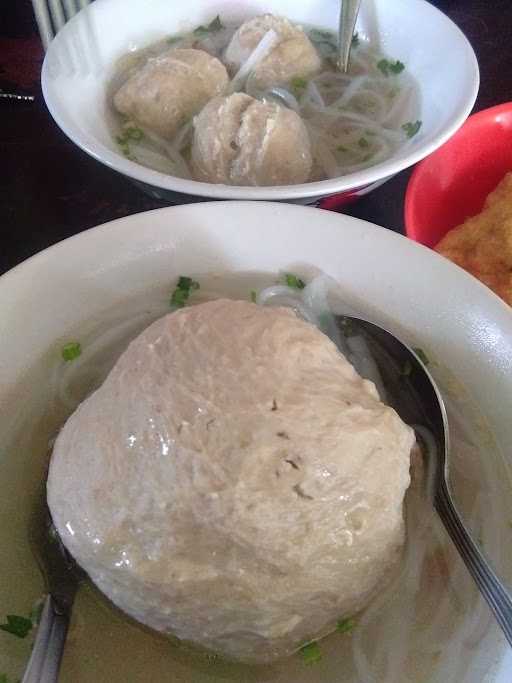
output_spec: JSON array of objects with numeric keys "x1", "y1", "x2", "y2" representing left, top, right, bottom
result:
[{"x1": 1, "y1": 0, "x2": 512, "y2": 276}]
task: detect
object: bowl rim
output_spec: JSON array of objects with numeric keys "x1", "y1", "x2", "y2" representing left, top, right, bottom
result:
[
  {"x1": 404, "y1": 101, "x2": 512, "y2": 242},
  {"x1": 41, "y1": 0, "x2": 480, "y2": 200}
]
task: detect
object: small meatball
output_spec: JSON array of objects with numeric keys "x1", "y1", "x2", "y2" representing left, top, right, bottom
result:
[
  {"x1": 224, "y1": 14, "x2": 321, "y2": 91},
  {"x1": 191, "y1": 94, "x2": 312, "y2": 186},
  {"x1": 114, "y1": 48, "x2": 229, "y2": 139}
]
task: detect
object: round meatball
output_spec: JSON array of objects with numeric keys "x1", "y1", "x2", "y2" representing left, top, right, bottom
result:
[
  {"x1": 113, "y1": 48, "x2": 229, "y2": 139},
  {"x1": 48, "y1": 299, "x2": 414, "y2": 663},
  {"x1": 224, "y1": 14, "x2": 321, "y2": 92},
  {"x1": 191, "y1": 93, "x2": 312, "y2": 185}
]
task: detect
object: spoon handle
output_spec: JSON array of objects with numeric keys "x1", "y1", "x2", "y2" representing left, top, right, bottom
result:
[
  {"x1": 338, "y1": 0, "x2": 361, "y2": 72},
  {"x1": 435, "y1": 480, "x2": 512, "y2": 646},
  {"x1": 21, "y1": 594, "x2": 71, "y2": 683}
]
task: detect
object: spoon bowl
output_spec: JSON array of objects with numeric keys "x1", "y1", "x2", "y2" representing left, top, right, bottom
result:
[{"x1": 340, "y1": 315, "x2": 512, "y2": 647}]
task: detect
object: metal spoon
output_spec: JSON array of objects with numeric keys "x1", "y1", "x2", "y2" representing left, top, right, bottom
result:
[
  {"x1": 339, "y1": 315, "x2": 512, "y2": 646},
  {"x1": 338, "y1": 0, "x2": 361, "y2": 72},
  {"x1": 22, "y1": 487, "x2": 81, "y2": 682}
]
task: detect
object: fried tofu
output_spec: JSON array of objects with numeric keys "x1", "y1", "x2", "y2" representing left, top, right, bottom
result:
[{"x1": 435, "y1": 172, "x2": 512, "y2": 305}]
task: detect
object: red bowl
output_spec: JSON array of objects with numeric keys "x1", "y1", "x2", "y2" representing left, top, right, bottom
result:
[{"x1": 405, "y1": 102, "x2": 512, "y2": 247}]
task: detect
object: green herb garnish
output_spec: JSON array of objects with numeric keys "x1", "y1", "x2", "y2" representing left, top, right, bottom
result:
[
  {"x1": 337, "y1": 145, "x2": 348, "y2": 153},
  {"x1": 170, "y1": 276, "x2": 200, "y2": 308},
  {"x1": 250, "y1": 290, "x2": 257, "y2": 303},
  {"x1": 290, "y1": 76, "x2": 308, "y2": 95},
  {"x1": 377, "y1": 58, "x2": 405, "y2": 76},
  {"x1": 336, "y1": 617, "x2": 356, "y2": 633},
  {"x1": 284, "y1": 273, "x2": 306, "y2": 289},
  {"x1": 300, "y1": 641, "x2": 322, "y2": 665},
  {"x1": 116, "y1": 126, "x2": 143, "y2": 160},
  {"x1": 193, "y1": 15, "x2": 223, "y2": 35},
  {"x1": 61, "y1": 342, "x2": 81, "y2": 362},
  {"x1": 167, "y1": 35, "x2": 182, "y2": 45},
  {"x1": 352, "y1": 32, "x2": 360, "y2": 47},
  {"x1": 0, "y1": 615, "x2": 33, "y2": 639},
  {"x1": 339, "y1": 317, "x2": 354, "y2": 337},
  {"x1": 125, "y1": 126, "x2": 143, "y2": 141},
  {"x1": 413, "y1": 347, "x2": 429, "y2": 365},
  {"x1": 358, "y1": 137, "x2": 369, "y2": 148},
  {"x1": 402, "y1": 120, "x2": 422, "y2": 138}
]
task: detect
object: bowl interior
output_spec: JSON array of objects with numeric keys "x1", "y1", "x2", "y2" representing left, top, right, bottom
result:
[
  {"x1": 0, "y1": 202, "x2": 511, "y2": 681},
  {"x1": 41, "y1": 0, "x2": 478, "y2": 200},
  {"x1": 405, "y1": 103, "x2": 512, "y2": 247}
]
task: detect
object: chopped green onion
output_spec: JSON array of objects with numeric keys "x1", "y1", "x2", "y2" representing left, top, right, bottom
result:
[
  {"x1": 300, "y1": 641, "x2": 322, "y2": 665},
  {"x1": 358, "y1": 137, "x2": 369, "y2": 148},
  {"x1": 337, "y1": 617, "x2": 356, "y2": 633},
  {"x1": 413, "y1": 347, "x2": 429, "y2": 365},
  {"x1": 0, "y1": 614, "x2": 33, "y2": 639},
  {"x1": 125, "y1": 126, "x2": 143, "y2": 141},
  {"x1": 291, "y1": 76, "x2": 308, "y2": 90},
  {"x1": 284, "y1": 273, "x2": 306, "y2": 289},
  {"x1": 402, "y1": 120, "x2": 422, "y2": 138},
  {"x1": 61, "y1": 342, "x2": 81, "y2": 362},
  {"x1": 250, "y1": 290, "x2": 257, "y2": 303},
  {"x1": 337, "y1": 145, "x2": 348, "y2": 153},
  {"x1": 377, "y1": 58, "x2": 405, "y2": 76},
  {"x1": 339, "y1": 317, "x2": 355, "y2": 337},
  {"x1": 193, "y1": 15, "x2": 223, "y2": 35},
  {"x1": 170, "y1": 276, "x2": 200, "y2": 308}
]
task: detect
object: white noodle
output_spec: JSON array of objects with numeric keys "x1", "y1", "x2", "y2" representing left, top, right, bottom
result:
[
  {"x1": 263, "y1": 87, "x2": 301, "y2": 113},
  {"x1": 229, "y1": 29, "x2": 280, "y2": 93},
  {"x1": 304, "y1": 80, "x2": 325, "y2": 109},
  {"x1": 331, "y1": 74, "x2": 368, "y2": 108}
]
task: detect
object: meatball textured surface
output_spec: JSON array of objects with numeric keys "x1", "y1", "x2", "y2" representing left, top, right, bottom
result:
[
  {"x1": 48, "y1": 299, "x2": 414, "y2": 663},
  {"x1": 192, "y1": 94, "x2": 312, "y2": 185},
  {"x1": 113, "y1": 48, "x2": 228, "y2": 139},
  {"x1": 224, "y1": 14, "x2": 321, "y2": 91}
]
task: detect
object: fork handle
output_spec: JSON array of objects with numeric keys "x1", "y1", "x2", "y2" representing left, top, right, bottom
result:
[
  {"x1": 435, "y1": 480, "x2": 512, "y2": 646},
  {"x1": 22, "y1": 594, "x2": 71, "y2": 682}
]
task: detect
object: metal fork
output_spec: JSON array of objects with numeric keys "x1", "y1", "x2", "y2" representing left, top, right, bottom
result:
[
  {"x1": 21, "y1": 486, "x2": 82, "y2": 683},
  {"x1": 31, "y1": 0, "x2": 91, "y2": 50}
]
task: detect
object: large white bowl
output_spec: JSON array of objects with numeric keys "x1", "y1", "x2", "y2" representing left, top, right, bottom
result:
[
  {"x1": 41, "y1": 0, "x2": 479, "y2": 203},
  {"x1": 0, "y1": 202, "x2": 511, "y2": 681}
]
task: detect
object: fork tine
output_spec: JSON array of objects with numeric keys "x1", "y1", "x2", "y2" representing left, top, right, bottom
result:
[
  {"x1": 31, "y1": 0, "x2": 54, "y2": 50},
  {"x1": 48, "y1": 0, "x2": 66, "y2": 33}
]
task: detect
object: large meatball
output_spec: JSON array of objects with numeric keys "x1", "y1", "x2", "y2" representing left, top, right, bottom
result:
[
  {"x1": 191, "y1": 93, "x2": 312, "y2": 185},
  {"x1": 113, "y1": 48, "x2": 229, "y2": 139},
  {"x1": 48, "y1": 299, "x2": 413, "y2": 664},
  {"x1": 224, "y1": 14, "x2": 321, "y2": 92}
]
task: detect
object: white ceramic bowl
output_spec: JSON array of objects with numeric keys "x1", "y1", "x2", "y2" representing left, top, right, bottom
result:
[
  {"x1": 0, "y1": 202, "x2": 511, "y2": 682},
  {"x1": 41, "y1": 0, "x2": 479, "y2": 203}
]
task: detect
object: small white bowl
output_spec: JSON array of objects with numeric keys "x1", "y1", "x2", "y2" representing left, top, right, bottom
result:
[{"x1": 41, "y1": 0, "x2": 479, "y2": 203}]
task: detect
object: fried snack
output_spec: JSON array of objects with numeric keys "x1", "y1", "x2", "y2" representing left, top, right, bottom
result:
[{"x1": 435, "y1": 172, "x2": 512, "y2": 305}]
